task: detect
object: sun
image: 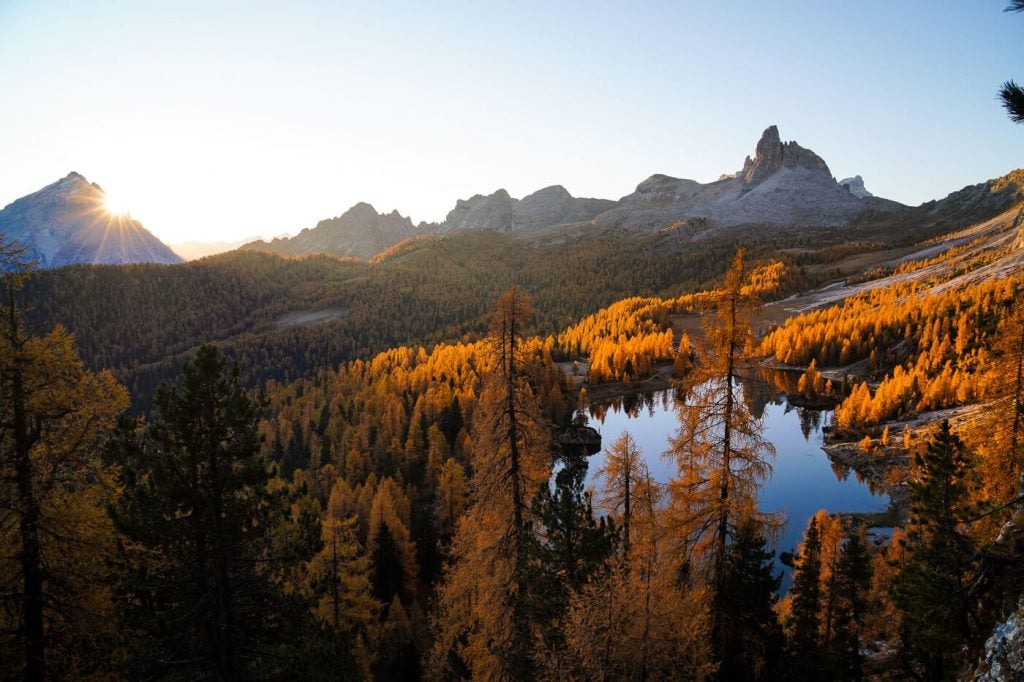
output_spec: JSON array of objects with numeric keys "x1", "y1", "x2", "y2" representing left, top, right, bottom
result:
[{"x1": 103, "y1": 192, "x2": 130, "y2": 217}]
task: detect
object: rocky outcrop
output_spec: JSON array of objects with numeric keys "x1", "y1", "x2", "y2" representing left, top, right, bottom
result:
[
  {"x1": 443, "y1": 189, "x2": 517, "y2": 231},
  {"x1": 741, "y1": 124, "x2": 831, "y2": 187},
  {"x1": 556, "y1": 424, "x2": 602, "y2": 459},
  {"x1": 593, "y1": 126, "x2": 906, "y2": 230},
  {"x1": 516, "y1": 185, "x2": 616, "y2": 230},
  {"x1": 0, "y1": 172, "x2": 182, "y2": 267},
  {"x1": 242, "y1": 202, "x2": 425, "y2": 260},
  {"x1": 1013, "y1": 209, "x2": 1024, "y2": 251},
  {"x1": 442, "y1": 186, "x2": 614, "y2": 231},
  {"x1": 975, "y1": 601, "x2": 1024, "y2": 680},
  {"x1": 839, "y1": 175, "x2": 874, "y2": 198}
]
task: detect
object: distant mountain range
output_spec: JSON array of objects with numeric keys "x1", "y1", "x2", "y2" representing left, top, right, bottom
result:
[
  {"x1": 3, "y1": 126, "x2": 1023, "y2": 268},
  {"x1": 241, "y1": 185, "x2": 618, "y2": 260},
  {"x1": 0, "y1": 172, "x2": 181, "y2": 267},
  {"x1": 242, "y1": 125, "x2": 911, "y2": 260}
]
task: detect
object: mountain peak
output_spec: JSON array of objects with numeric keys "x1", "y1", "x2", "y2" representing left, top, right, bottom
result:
[
  {"x1": 246, "y1": 201, "x2": 420, "y2": 260},
  {"x1": 0, "y1": 174, "x2": 182, "y2": 267},
  {"x1": 741, "y1": 125, "x2": 831, "y2": 186},
  {"x1": 839, "y1": 175, "x2": 873, "y2": 198},
  {"x1": 525, "y1": 185, "x2": 572, "y2": 201},
  {"x1": 343, "y1": 202, "x2": 380, "y2": 218}
]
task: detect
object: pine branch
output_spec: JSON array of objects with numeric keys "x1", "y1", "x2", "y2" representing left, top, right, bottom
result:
[{"x1": 1000, "y1": 80, "x2": 1024, "y2": 123}]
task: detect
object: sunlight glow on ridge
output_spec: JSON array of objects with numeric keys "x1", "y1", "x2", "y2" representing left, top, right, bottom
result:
[{"x1": 103, "y1": 191, "x2": 130, "y2": 217}]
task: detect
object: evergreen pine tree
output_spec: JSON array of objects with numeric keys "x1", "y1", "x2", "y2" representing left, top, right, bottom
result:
[
  {"x1": 786, "y1": 514, "x2": 825, "y2": 680},
  {"x1": 715, "y1": 515, "x2": 784, "y2": 682},
  {"x1": 999, "y1": 3, "x2": 1024, "y2": 123},
  {"x1": 828, "y1": 526, "x2": 873, "y2": 681},
  {"x1": 528, "y1": 456, "x2": 617, "y2": 657},
  {"x1": 106, "y1": 345, "x2": 302, "y2": 679},
  {"x1": 371, "y1": 521, "x2": 404, "y2": 604},
  {"x1": 891, "y1": 420, "x2": 975, "y2": 681},
  {"x1": 281, "y1": 420, "x2": 308, "y2": 479}
]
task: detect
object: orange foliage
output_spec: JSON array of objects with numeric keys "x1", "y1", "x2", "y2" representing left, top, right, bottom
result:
[
  {"x1": 558, "y1": 261, "x2": 787, "y2": 385},
  {"x1": 764, "y1": 271, "x2": 1020, "y2": 433}
]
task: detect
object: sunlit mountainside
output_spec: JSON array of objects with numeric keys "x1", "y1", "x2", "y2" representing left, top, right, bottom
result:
[{"x1": 0, "y1": 172, "x2": 182, "y2": 267}]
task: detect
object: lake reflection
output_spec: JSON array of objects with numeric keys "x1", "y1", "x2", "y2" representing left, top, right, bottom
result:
[{"x1": 585, "y1": 371, "x2": 889, "y2": 587}]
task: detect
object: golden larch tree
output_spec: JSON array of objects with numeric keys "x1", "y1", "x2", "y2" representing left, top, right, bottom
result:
[
  {"x1": 664, "y1": 250, "x2": 779, "y2": 664},
  {"x1": 429, "y1": 287, "x2": 551, "y2": 680}
]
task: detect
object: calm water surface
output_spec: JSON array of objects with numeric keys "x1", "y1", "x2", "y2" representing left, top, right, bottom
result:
[{"x1": 584, "y1": 373, "x2": 889, "y2": 587}]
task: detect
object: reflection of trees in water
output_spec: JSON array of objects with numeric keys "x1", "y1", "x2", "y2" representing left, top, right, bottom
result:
[
  {"x1": 586, "y1": 368, "x2": 891, "y2": 510},
  {"x1": 828, "y1": 458, "x2": 883, "y2": 494},
  {"x1": 587, "y1": 370, "x2": 828, "y2": 435},
  {"x1": 751, "y1": 367, "x2": 801, "y2": 394},
  {"x1": 587, "y1": 389, "x2": 674, "y2": 422},
  {"x1": 831, "y1": 460, "x2": 851, "y2": 482},
  {"x1": 797, "y1": 408, "x2": 822, "y2": 442},
  {"x1": 737, "y1": 368, "x2": 798, "y2": 420}
]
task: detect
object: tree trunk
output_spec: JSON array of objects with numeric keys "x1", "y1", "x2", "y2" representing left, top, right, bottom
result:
[
  {"x1": 623, "y1": 460, "x2": 631, "y2": 562},
  {"x1": 9, "y1": 291, "x2": 45, "y2": 682}
]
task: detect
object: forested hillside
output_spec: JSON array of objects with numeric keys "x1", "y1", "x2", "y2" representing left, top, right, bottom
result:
[
  {"x1": 23, "y1": 177, "x2": 1022, "y2": 412},
  {"x1": 20, "y1": 228, "x2": 782, "y2": 408}
]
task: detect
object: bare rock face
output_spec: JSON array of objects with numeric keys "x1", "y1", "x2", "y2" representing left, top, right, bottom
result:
[
  {"x1": 0, "y1": 172, "x2": 182, "y2": 267},
  {"x1": 556, "y1": 424, "x2": 602, "y2": 459},
  {"x1": 976, "y1": 601, "x2": 1024, "y2": 680},
  {"x1": 516, "y1": 185, "x2": 616, "y2": 229},
  {"x1": 442, "y1": 186, "x2": 615, "y2": 231},
  {"x1": 741, "y1": 124, "x2": 782, "y2": 185},
  {"x1": 242, "y1": 202, "x2": 424, "y2": 260},
  {"x1": 629, "y1": 174, "x2": 704, "y2": 205},
  {"x1": 1011, "y1": 209, "x2": 1024, "y2": 251},
  {"x1": 839, "y1": 175, "x2": 873, "y2": 198},
  {"x1": 245, "y1": 125, "x2": 923, "y2": 261},
  {"x1": 740, "y1": 124, "x2": 831, "y2": 187},
  {"x1": 595, "y1": 125, "x2": 901, "y2": 230},
  {"x1": 921, "y1": 169, "x2": 1024, "y2": 226},
  {"x1": 443, "y1": 189, "x2": 517, "y2": 231}
]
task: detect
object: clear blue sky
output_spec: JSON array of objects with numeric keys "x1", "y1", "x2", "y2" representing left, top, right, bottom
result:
[{"x1": 0, "y1": 0, "x2": 1021, "y2": 242}]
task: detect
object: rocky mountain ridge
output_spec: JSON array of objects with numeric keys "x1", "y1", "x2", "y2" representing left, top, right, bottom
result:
[
  {"x1": 442, "y1": 185, "x2": 617, "y2": 232},
  {"x1": 0, "y1": 172, "x2": 182, "y2": 267},
  {"x1": 242, "y1": 183, "x2": 616, "y2": 260},
  {"x1": 243, "y1": 125, "x2": 910, "y2": 261},
  {"x1": 243, "y1": 202, "x2": 425, "y2": 261},
  {"x1": 593, "y1": 125, "x2": 906, "y2": 232}
]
